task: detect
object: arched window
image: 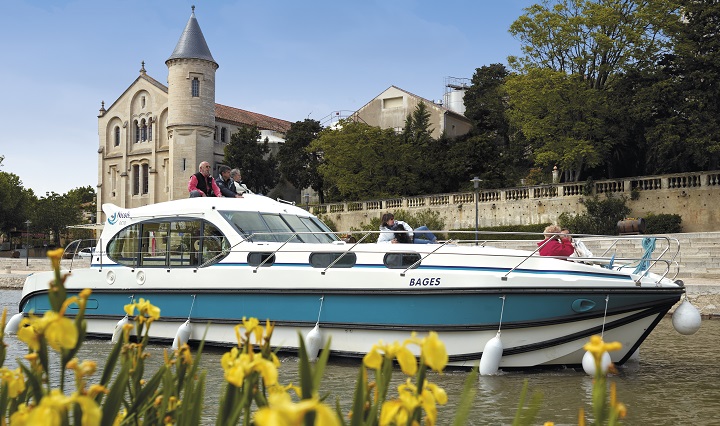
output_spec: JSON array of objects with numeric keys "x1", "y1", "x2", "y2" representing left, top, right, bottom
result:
[
  {"x1": 140, "y1": 120, "x2": 147, "y2": 142},
  {"x1": 191, "y1": 77, "x2": 200, "y2": 97},
  {"x1": 147, "y1": 119, "x2": 152, "y2": 141},
  {"x1": 134, "y1": 121, "x2": 140, "y2": 143},
  {"x1": 114, "y1": 126, "x2": 120, "y2": 146}
]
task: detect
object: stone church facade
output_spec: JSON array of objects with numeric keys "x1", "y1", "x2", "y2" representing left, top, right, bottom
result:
[{"x1": 96, "y1": 8, "x2": 290, "y2": 222}]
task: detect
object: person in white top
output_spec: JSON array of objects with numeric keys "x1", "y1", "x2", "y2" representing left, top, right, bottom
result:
[
  {"x1": 230, "y1": 168, "x2": 253, "y2": 195},
  {"x1": 377, "y1": 212, "x2": 437, "y2": 244}
]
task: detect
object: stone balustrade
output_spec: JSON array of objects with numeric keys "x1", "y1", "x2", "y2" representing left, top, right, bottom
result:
[{"x1": 311, "y1": 170, "x2": 720, "y2": 232}]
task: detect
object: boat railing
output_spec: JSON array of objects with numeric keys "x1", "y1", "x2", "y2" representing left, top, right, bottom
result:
[{"x1": 74, "y1": 229, "x2": 681, "y2": 283}]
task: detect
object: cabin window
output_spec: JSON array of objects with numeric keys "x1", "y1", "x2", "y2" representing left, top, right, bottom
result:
[
  {"x1": 383, "y1": 253, "x2": 421, "y2": 269},
  {"x1": 247, "y1": 252, "x2": 275, "y2": 267},
  {"x1": 220, "y1": 211, "x2": 280, "y2": 242},
  {"x1": 108, "y1": 224, "x2": 141, "y2": 266},
  {"x1": 107, "y1": 219, "x2": 229, "y2": 268},
  {"x1": 309, "y1": 252, "x2": 356, "y2": 268},
  {"x1": 281, "y1": 214, "x2": 335, "y2": 243}
]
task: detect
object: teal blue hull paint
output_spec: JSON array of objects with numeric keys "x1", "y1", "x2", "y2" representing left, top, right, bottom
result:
[{"x1": 22, "y1": 288, "x2": 681, "y2": 328}]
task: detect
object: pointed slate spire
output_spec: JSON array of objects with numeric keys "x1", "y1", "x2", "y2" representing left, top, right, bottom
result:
[{"x1": 166, "y1": 6, "x2": 217, "y2": 65}]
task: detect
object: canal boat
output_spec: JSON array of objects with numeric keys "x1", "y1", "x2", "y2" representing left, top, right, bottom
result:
[{"x1": 13, "y1": 195, "x2": 687, "y2": 369}]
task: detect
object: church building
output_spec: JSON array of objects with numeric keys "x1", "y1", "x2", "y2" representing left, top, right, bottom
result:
[{"x1": 96, "y1": 7, "x2": 290, "y2": 221}]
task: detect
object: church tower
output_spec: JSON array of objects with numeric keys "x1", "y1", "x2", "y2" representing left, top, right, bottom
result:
[{"x1": 166, "y1": 6, "x2": 218, "y2": 199}]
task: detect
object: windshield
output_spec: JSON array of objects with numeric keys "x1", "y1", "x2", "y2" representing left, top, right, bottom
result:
[{"x1": 219, "y1": 211, "x2": 338, "y2": 243}]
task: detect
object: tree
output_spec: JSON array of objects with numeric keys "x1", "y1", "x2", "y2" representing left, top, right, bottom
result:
[
  {"x1": 32, "y1": 192, "x2": 82, "y2": 246},
  {"x1": 276, "y1": 119, "x2": 326, "y2": 203},
  {"x1": 224, "y1": 125, "x2": 279, "y2": 195},
  {"x1": 0, "y1": 170, "x2": 34, "y2": 242},
  {"x1": 310, "y1": 121, "x2": 405, "y2": 201},
  {"x1": 505, "y1": 68, "x2": 607, "y2": 181},
  {"x1": 509, "y1": 0, "x2": 679, "y2": 89},
  {"x1": 464, "y1": 64, "x2": 511, "y2": 137},
  {"x1": 402, "y1": 102, "x2": 433, "y2": 146}
]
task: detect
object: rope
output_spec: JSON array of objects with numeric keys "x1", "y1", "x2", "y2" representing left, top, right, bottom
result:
[
  {"x1": 497, "y1": 295, "x2": 506, "y2": 332},
  {"x1": 601, "y1": 295, "x2": 609, "y2": 338},
  {"x1": 633, "y1": 237, "x2": 656, "y2": 274}
]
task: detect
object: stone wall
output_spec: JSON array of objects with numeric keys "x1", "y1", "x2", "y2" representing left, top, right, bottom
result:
[{"x1": 311, "y1": 171, "x2": 720, "y2": 233}]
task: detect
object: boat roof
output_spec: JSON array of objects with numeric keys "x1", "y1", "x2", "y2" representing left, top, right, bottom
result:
[{"x1": 102, "y1": 194, "x2": 312, "y2": 223}]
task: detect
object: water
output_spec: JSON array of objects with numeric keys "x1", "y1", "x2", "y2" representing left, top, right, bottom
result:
[{"x1": 2, "y1": 289, "x2": 719, "y2": 425}]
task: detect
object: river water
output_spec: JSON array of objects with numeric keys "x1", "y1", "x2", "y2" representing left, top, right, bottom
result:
[{"x1": 2, "y1": 289, "x2": 718, "y2": 425}]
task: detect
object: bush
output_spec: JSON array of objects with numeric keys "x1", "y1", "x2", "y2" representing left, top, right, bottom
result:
[
  {"x1": 559, "y1": 194, "x2": 630, "y2": 235},
  {"x1": 448, "y1": 223, "x2": 550, "y2": 241},
  {"x1": 644, "y1": 213, "x2": 682, "y2": 234}
]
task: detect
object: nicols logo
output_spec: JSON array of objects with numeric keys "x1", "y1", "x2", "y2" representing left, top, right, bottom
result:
[{"x1": 107, "y1": 211, "x2": 130, "y2": 225}]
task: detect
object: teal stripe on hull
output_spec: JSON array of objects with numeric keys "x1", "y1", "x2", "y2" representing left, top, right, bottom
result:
[{"x1": 22, "y1": 288, "x2": 681, "y2": 328}]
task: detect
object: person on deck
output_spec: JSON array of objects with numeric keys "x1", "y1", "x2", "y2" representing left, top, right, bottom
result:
[
  {"x1": 215, "y1": 165, "x2": 242, "y2": 198},
  {"x1": 538, "y1": 225, "x2": 575, "y2": 257},
  {"x1": 377, "y1": 213, "x2": 437, "y2": 244},
  {"x1": 188, "y1": 161, "x2": 221, "y2": 197}
]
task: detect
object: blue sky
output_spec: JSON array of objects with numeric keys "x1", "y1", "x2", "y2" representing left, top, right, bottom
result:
[{"x1": 0, "y1": 0, "x2": 536, "y2": 196}]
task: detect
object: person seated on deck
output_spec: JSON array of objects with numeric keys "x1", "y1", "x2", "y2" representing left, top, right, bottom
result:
[
  {"x1": 538, "y1": 225, "x2": 575, "y2": 257},
  {"x1": 377, "y1": 213, "x2": 437, "y2": 244}
]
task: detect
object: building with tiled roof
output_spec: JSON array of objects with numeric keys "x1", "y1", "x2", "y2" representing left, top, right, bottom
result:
[
  {"x1": 96, "y1": 7, "x2": 290, "y2": 216},
  {"x1": 352, "y1": 85, "x2": 472, "y2": 139}
]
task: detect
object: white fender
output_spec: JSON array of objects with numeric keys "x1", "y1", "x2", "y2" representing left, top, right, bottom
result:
[
  {"x1": 672, "y1": 299, "x2": 701, "y2": 335},
  {"x1": 4, "y1": 313, "x2": 24, "y2": 335},
  {"x1": 479, "y1": 331, "x2": 503, "y2": 376},
  {"x1": 172, "y1": 320, "x2": 192, "y2": 350},
  {"x1": 304, "y1": 324, "x2": 323, "y2": 362},
  {"x1": 111, "y1": 315, "x2": 129, "y2": 344},
  {"x1": 582, "y1": 350, "x2": 612, "y2": 376}
]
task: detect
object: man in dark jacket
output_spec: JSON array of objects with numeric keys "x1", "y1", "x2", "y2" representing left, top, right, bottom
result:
[
  {"x1": 215, "y1": 165, "x2": 242, "y2": 198},
  {"x1": 188, "y1": 161, "x2": 222, "y2": 197}
]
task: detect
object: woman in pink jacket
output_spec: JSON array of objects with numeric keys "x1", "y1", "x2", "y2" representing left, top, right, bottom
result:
[{"x1": 538, "y1": 225, "x2": 575, "y2": 257}]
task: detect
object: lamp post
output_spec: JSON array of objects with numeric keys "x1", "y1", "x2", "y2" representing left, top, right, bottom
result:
[
  {"x1": 25, "y1": 220, "x2": 31, "y2": 267},
  {"x1": 471, "y1": 177, "x2": 482, "y2": 245},
  {"x1": 304, "y1": 193, "x2": 310, "y2": 211}
]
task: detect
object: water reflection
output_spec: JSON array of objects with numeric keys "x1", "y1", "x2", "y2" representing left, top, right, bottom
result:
[{"x1": 2, "y1": 290, "x2": 718, "y2": 425}]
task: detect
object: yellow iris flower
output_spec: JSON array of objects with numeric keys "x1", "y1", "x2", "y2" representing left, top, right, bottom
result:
[
  {"x1": 221, "y1": 347, "x2": 278, "y2": 387},
  {"x1": 420, "y1": 332, "x2": 448, "y2": 372},
  {"x1": 48, "y1": 247, "x2": 65, "y2": 271},
  {"x1": 380, "y1": 379, "x2": 448, "y2": 426},
  {"x1": 19, "y1": 389, "x2": 73, "y2": 426},
  {"x1": 583, "y1": 335, "x2": 622, "y2": 367},
  {"x1": 124, "y1": 298, "x2": 161, "y2": 323},
  {"x1": 73, "y1": 395, "x2": 102, "y2": 426},
  {"x1": 17, "y1": 310, "x2": 78, "y2": 352},
  {"x1": 254, "y1": 391, "x2": 340, "y2": 426},
  {"x1": 0, "y1": 367, "x2": 26, "y2": 398},
  {"x1": 363, "y1": 340, "x2": 418, "y2": 376}
]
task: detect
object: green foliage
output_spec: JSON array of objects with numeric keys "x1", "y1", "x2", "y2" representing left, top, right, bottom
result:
[
  {"x1": 448, "y1": 223, "x2": 549, "y2": 241},
  {"x1": 559, "y1": 194, "x2": 631, "y2": 235},
  {"x1": 644, "y1": 213, "x2": 682, "y2": 234},
  {"x1": 508, "y1": 0, "x2": 678, "y2": 89},
  {"x1": 276, "y1": 119, "x2": 325, "y2": 203},
  {"x1": 0, "y1": 171, "x2": 33, "y2": 239},
  {"x1": 224, "y1": 125, "x2": 279, "y2": 195}
]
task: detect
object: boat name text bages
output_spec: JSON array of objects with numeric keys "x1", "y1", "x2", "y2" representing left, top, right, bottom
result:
[{"x1": 409, "y1": 277, "x2": 441, "y2": 286}]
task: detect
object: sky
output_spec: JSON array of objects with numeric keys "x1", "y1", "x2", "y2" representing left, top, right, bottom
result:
[{"x1": 0, "y1": 0, "x2": 537, "y2": 196}]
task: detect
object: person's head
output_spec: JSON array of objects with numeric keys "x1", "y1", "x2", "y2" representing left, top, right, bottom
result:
[
  {"x1": 560, "y1": 227, "x2": 572, "y2": 241},
  {"x1": 230, "y1": 168, "x2": 242, "y2": 182},
  {"x1": 381, "y1": 213, "x2": 395, "y2": 228},
  {"x1": 218, "y1": 165, "x2": 231, "y2": 179},
  {"x1": 198, "y1": 161, "x2": 211, "y2": 176},
  {"x1": 543, "y1": 225, "x2": 561, "y2": 239}
]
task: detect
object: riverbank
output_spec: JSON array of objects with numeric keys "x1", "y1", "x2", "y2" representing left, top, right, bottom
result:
[{"x1": 1, "y1": 259, "x2": 717, "y2": 318}]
